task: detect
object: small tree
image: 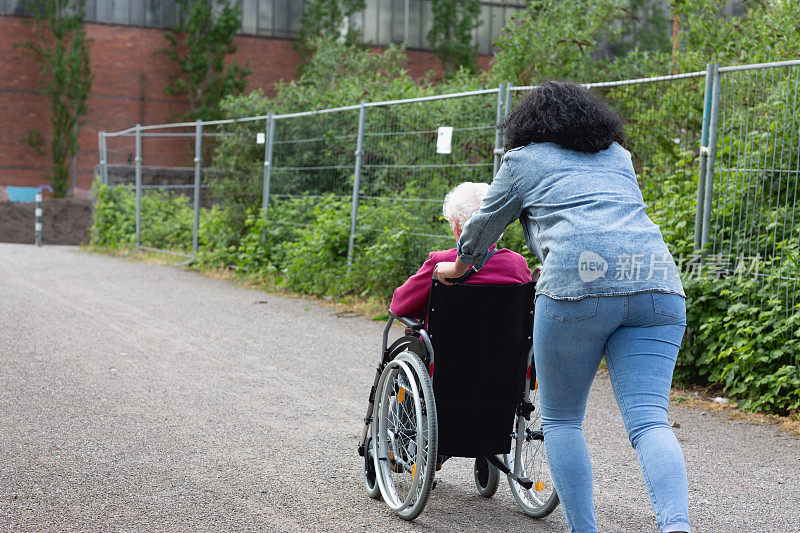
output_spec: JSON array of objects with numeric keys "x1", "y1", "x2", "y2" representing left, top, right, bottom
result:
[
  {"x1": 18, "y1": 0, "x2": 93, "y2": 197},
  {"x1": 491, "y1": 0, "x2": 627, "y2": 85},
  {"x1": 159, "y1": 0, "x2": 251, "y2": 122},
  {"x1": 295, "y1": 0, "x2": 365, "y2": 68},
  {"x1": 427, "y1": 0, "x2": 481, "y2": 77},
  {"x1": 610, "y1": 0, "x2": 671, "y2": 57}
]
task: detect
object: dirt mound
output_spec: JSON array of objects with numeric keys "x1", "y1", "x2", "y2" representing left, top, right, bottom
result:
[{"x1": 0, "y1": 198, "x2": 92, "y2": 245}]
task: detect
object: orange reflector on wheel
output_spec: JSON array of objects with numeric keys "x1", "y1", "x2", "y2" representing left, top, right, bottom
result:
[
  {"x1": 412, "y1": 462, "x2": 416, "y2": 478},
  {"x1": 397, "y1": 387, "x2": 406, "y2": 403},
  {"x1": 534, "y1": 380, "x2": 538, "y2": 390},
  {"x1": 535, "y1": 481, "x2": 545, "y2": 491}
]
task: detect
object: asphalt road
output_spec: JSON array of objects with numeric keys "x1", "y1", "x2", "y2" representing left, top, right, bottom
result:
[{"x1": 1, "y1": 244, "x2": 798, "y2": 532}]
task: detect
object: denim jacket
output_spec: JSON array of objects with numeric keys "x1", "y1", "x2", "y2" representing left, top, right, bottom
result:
[{"x1": 457, "y1": 142, "x2": 685, "y2": 300}]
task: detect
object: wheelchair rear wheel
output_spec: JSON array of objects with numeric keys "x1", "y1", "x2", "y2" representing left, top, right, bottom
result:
[
  {"x1": 371, "y1": 350, "x2": 437, "y2": 521},
  {"x1": 505, "y1": 380, "x2": 559, "y2": 517}
]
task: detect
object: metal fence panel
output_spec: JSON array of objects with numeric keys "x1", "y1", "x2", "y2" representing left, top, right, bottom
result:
[
  {"x1": 266, "y1": 108, "x2": 361, "y2": 234},
  {"x1": 355, "y1": 90, "x2": 500, "y2": 277},
  {"x1": 200, "y1": 117, "x2": 269, "y2": 253},
  {"x1": 97, "y1": 60, "x2": 799, "y2": 319},
  {"x1": 708, "y1": 62, "x2": 800, "y2": 315}
]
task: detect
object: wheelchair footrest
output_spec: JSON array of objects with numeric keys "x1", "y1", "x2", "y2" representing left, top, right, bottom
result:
[{"x1": 514, "y1": 476, "x2": 534, "y2": 491}]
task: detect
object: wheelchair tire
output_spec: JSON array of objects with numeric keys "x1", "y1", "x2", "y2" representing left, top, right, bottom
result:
[
  {"x1": 473, "y1": 457, "x2": 499, "y2": 498},
  {"x1": 505, "y1": 381, "x2": 559, "y2": 518},
  {"x1": 371, "y1": 350, "x2": 437, "y2": 521},
  {"x1": 363, "y1": 435, "x2": 381, "y2": 499}
]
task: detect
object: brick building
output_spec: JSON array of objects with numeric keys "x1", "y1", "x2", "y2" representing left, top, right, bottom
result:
[{"x1": 0, "y1": 1, "x2": 526, "y2": 191}]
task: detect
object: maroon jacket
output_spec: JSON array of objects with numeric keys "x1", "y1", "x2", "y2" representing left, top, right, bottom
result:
[{"x1": 389, "y1": 247, "x2": 533, "y2": 319}]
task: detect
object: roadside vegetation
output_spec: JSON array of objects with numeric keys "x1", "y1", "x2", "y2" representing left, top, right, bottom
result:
[{"x1": 91, "y1": 0, "x2": 800, "y2": 417}]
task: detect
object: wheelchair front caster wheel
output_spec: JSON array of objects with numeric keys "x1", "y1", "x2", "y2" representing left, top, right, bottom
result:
[
  {"x1": 474, "y1": 456, "x2": 499, "y2": 497},
  {"x1": 363, "y1": 436, "x2": 381, "y2": 499}
]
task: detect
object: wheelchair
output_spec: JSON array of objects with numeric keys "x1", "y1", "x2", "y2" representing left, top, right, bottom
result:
[{"x1": 357, "y1": 266, "x2": 560, "y2": 520}]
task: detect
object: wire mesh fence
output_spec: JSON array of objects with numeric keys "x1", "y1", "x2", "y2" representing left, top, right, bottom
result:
[
  {"x1": 356, "y1": 90, "x2": 500, "y2": 276},
  {"x1": 97, "y1": 59, "x2": 800, "y2": 317},
  {"x1": 707, "y1": 61, "x2": 800, "y2": 317},
  {"x1": 269, "y1": 108, "x2": 360, "y2": 229}
]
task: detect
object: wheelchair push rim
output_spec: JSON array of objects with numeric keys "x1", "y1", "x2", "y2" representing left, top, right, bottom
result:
[{"x1": 371, "y1": 351, "x2": 437, "y2": 518}]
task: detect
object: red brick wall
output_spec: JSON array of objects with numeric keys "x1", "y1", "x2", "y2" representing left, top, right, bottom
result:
[{"x1": 0, "y1": 15, "x2": 490, "y2": 190}]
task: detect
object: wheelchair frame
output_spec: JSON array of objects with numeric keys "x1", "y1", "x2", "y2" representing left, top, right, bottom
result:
[{"x1": 357, "y1": 268, "x2": 559, "y2": 520}]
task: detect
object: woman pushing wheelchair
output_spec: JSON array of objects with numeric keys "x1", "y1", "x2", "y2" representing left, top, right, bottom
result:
[{"x1": 435, "y1": 82, "x2": 690, "y2": 533}]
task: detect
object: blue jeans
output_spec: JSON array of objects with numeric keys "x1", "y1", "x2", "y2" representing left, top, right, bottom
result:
[{"x1": 533, "y1": 292, "x2": 690, "y2": 533}]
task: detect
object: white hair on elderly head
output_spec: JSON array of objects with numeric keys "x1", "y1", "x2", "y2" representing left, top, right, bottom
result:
[{"x1": 442, "y1": 181, "x2": 490, "y2": 232}]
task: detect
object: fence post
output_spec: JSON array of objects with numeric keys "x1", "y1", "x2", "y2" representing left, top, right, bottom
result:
[
  {"x1": 98, "y1": 131, "x2": 108, "y2": 185},
  {"x1": 35, "y1": 191, "x2": 42, "y2": 247},
  {"x1": 503, "y1": 82, "x2": 513, "y2": 119},
  {"x1": 261, "y1": 112, "x2": 275, "y2": 243},
  {"x1": 135, "y1": 124, "x2": 142, "y2": 248},
  {"x1": 493, "y1": 82, "x2": 507, "y2": 177},
  {"x1": 694, "y1": 63, "x2": 714, "y2": 250},
  {"x1": 347, "y1": 101, "x2": 367, "y2": 269},
  {"x1": 192, "y1": 119, "x2": 203, "y2": 256},
  {"x1": 700, "y1": 64, "x2": 721, "y2": 250}
]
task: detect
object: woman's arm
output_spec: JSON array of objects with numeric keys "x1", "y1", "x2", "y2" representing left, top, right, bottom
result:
[{"x1": 457, "y1": 160, "x2": 524, "y2": 266}]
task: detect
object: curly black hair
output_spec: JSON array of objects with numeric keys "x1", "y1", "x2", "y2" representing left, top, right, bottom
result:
[{"x1": 500, "y1": 81, "x2": 627, "y2": 153}]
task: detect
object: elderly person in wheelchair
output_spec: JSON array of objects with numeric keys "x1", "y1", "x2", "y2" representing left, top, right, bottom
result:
[
  {"x1": 390, "y1": 181, "x2": 532, "y2": 320},
  {"x1": 359, "y1": 182, "x2": 556, "y2": 521}
]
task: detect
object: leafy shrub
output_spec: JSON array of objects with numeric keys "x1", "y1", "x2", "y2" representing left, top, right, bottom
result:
[
  {"x1": 91, "y1": 182, "x2": 194, "y2": 251},
  {"x1": 91, "y1": 183, "x2": 137, "y2": 247}
]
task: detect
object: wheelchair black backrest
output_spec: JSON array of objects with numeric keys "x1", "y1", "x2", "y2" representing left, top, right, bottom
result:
[{"x1": 426, "y1": 279, "x2": 536, "y2": 458}]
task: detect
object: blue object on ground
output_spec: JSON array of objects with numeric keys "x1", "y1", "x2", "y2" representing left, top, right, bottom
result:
[
  {"x1": 6, "y1": 186, "x2": 39, "y2": 203},
  {"x1": 6, "y1": 185, "x2": 53, "y2": 203}
]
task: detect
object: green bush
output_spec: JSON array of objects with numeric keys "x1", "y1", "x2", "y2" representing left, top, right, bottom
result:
[
  {"x1": 91, "y1": 182, "x2": 194, "y2": 251},
  {"x1": 680, "y1": 275, "x2": 800, "y2": 413}
]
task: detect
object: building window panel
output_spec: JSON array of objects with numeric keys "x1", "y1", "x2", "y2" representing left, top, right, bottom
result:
[
  {"x1": 377, "y1": 0, "x2": 392, "y2": 45},
  {"x1": 420, "y1": 0, "x2": 433, "y2": 50},
  {"x1": 405, "y1": 0, "x2": 422, "y2": 48},
  {"x1": 163, "y1": 0, "x2": 177, "y2": 28},
  {"x1": 83, "y1": 0, "x2": 95, "y2": 22},
  {"x1": 476, "y1": 4, "x2": 490, "y2": 55},
  {"x1": 6, "y1": 0, "x2": 27, "y2": 15},
  {"x1": 287, "y1": 0, "x2": 302, "y2": 36},
  {"x1": 255, "y1": 0, "x2": 268, "y2": 35},
  {"x1": 391, "y1": 0, "x2": 407, "y2": 43},
  {"x1": 144, "y1": 0, "x2": 160, "y2": 26},
  {"x1": 129, "y1": 0, "x2": 144, "y2": 26},
  {"x1": 241, "y1": 0, "x2": 256, "y2": 34},
  {"x1": 362, "y1": 0, "x2": 377, "y2": 43},
  {"x1": 272, "y1": 0, "x2": 287, "y2": 37},
  {"x1": 110, "y1": 0, "x2": 128, "y2": 24}
]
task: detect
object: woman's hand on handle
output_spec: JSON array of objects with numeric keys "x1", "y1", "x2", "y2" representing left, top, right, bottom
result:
[{"x1": 434, "y1": 258, "x2": 471, "y2": 285}]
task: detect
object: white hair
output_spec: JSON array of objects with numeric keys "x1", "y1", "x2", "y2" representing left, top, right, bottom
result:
[{"x1": 442, "y1": 182, "x2": 490, "y2": 232}]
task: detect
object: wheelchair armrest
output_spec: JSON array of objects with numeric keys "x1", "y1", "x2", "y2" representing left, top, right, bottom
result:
[{"x1": 388, "y1": 312, "x2": 423, "y2": 331}]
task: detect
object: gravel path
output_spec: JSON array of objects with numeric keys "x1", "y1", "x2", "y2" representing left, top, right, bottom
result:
[{"x1": 1, "y1": 244, "x2": 798, "y2": 532}]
